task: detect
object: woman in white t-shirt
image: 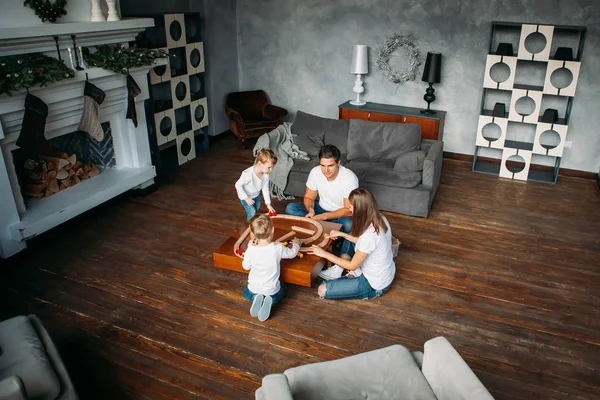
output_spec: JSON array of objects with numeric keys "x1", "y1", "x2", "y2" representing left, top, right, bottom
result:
[{"x1": 307, "y1": 188, "x2": 396, "y2": 300}]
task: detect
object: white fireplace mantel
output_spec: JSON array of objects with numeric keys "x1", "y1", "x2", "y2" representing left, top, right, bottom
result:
[{"x1": 0, "y1": 20, "x2": 160, "y2": 258}]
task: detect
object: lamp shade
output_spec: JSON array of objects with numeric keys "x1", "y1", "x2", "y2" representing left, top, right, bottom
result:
[
  {"x1": 421, "y1": 52, "x2": 442, "y2": 83},
  {"x1": 350, "y1": 45, "x2": 368, "y2": 74}
]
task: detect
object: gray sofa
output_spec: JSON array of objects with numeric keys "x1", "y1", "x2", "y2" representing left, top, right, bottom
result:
[
  {"x1": 255, "y1": 336, "x2": 494, "y2": 400},
  {"x1": 0, "y1": 315, "x2": 78, "y2": 400},
  {"x1": 286, "y1": 111, "x2": 443, "y2": 218}
]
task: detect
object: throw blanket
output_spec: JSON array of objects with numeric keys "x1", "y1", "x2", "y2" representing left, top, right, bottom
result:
[{"x1": 253, "y1": 122, "x2": 309, "y2": 200}]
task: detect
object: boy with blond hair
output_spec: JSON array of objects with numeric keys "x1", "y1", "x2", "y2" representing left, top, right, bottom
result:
[
  {"x1": 235, "y1": 148, "x2": 278, "y2": 220},
  {"x1": 242, "y1": 214, "x2": 300, "y2": 321}
]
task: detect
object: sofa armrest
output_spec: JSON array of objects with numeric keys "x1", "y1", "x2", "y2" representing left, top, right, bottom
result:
[
  {"x1": 421, "y1": 337, "x2": 494, "y2": 400},
  {"x1": 263, "y1": 104, "x2": 288, "y2": 124},
  {"x1": 0, "y1": 376, "x2": 27, "y2": 400},
  {"x1": 422, "y1": 140, "x2": 443, "y2": 195},
  {"x1": 255, "y1": 374, "x2": 293, "y2": 400}
]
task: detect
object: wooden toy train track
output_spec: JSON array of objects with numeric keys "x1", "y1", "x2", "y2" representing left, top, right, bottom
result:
[{"x1": 233, "y1": 215, "x2": 330, "y2": 258}]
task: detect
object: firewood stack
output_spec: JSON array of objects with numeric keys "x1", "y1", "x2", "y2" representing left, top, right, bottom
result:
[{"x1": 21, "y1": 153, "x2": 101, "y2": 199}]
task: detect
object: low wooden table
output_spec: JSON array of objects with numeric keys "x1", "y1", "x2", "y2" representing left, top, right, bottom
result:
[{"x1": 213, "y1": 220, "x2": 342, "y2": 287}]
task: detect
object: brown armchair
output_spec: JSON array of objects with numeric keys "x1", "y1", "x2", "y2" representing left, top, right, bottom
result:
[{"x1": 226, "y1": 90, "x2": 288, "y2": 148}]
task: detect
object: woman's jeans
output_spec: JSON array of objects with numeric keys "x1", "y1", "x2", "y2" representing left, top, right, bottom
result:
[
  {"x1": 323, "y1": 275, "x2": 392, "y2": 300},
  {"x1": 243, "y1": 285, "x2": 285, "y2": 304},
  {"x1": 284, "y1": 202, "x2": 353, "y2": 256},
  {"x1": 241, "y1": 195, "x2": 262, "y2": 221}
]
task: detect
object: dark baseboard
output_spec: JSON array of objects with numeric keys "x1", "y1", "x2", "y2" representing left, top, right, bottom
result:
[{"x1": 443, "y1": 151, "x2": 597, "y2": 180}]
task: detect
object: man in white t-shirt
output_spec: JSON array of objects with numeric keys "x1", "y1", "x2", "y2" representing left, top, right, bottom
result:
[{"x1": 285, "y1": 145, "x2": 358, "y2": 256}]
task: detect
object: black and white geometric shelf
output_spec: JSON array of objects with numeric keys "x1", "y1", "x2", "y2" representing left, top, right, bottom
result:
[
  {"x1": 128, "y1": 12, "x2": 209, "y2": 170},
  {"x1": 473, "y1": 21, "x2": 586, "y2": 184}
]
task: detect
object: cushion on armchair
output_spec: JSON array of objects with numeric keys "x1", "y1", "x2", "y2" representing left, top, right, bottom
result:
[
  {"x1": 226, "y1": 90, "x2": 269, "y2": 120},
  {"x1": 347, "y1": 119, "x2": 421, "y2": 161},
  {"x1": 284, "y1": 344, "x2": 437, "y2": 400}
]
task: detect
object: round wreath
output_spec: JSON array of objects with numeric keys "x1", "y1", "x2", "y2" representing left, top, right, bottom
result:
[
  {"x1": 24, "y1": 0, "x2": 68, "y2": 23},
  {"x1": 376, "y1": 33, "x2": 422, "y2": 84}
]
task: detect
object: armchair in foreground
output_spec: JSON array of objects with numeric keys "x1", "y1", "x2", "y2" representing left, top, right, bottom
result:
[{"x1": 0, "y1": 315, "x2": 78, "y2": 400}]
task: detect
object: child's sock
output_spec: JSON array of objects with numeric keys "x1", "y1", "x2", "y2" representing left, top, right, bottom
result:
[
  {"x1": 258, "y1": 295, "x2": 273, "y2": 322},
  {"x1": 250, "y1": 294, "x2": 264, "y2": 317}
]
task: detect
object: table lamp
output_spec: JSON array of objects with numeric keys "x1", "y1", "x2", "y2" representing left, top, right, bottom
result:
[
  {"x1": 350, "y1": 45, "x2": 368, "y2": 106},
  {"x1": 420, "y1": 52, "x2": 442, "y2": 114}
]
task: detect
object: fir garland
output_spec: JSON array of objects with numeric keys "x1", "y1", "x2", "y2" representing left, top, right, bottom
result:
[
  {"x1": 0, "y1": 53, "x2": 75, "y2": 96},
  {"x1": 24, "y1": 0, "x2": 68, "y2": 23},
  {"x1": 84, "y1": 45, "x2": 169, "y2": 75}
]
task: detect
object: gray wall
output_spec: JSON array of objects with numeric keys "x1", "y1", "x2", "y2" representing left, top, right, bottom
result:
[
  {"x1": 236, "y1": 0, "x2": 600, "y2": 173},
  {"x1": 120, "y1": 0, "x2": 238, "y2": 136}
]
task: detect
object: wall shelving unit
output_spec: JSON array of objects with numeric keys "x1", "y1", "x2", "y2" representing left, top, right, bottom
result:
[
  {"x1": 473, "y1": 21, "x2": 586, "y2": 184},
  {"x1": 126, "y1": 12, "x2": 209, "y2": 173}
]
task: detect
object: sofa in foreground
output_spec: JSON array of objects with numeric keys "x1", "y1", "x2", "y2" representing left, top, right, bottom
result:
[
  {"x1": 255, "y1": 336, "x2": 494, "y2": 400},
  {"x1": 286, "y1": 111, "x2": 443, "y2": 218},
  {"x1": 0, "y1": 315, "x2": 78, "y2": 400}
]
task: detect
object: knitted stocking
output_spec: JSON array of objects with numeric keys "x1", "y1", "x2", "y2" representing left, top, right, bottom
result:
[
  {"x1": 78, "y1": 81, "x2": 106, "y2": 141},
  {"x1": 16, "y1": 92, "x2": 50, "y2": 159},
  {"x1": 125, "y1": 74, "x2": 142, "y2": 127}
]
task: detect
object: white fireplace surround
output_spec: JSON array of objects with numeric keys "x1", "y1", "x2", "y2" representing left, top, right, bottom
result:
[{"x1": 0, "y1": 19, "x2": 159, "y2": 258}]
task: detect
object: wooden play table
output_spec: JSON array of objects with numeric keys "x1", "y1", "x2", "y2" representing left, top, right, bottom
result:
[{"x1": 213, "y1": 216, "x2": 342, "y2": 287}]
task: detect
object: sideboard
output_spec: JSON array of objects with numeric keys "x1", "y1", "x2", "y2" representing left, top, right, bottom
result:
[{"x1": 338, "y1": 101, "x2": 446, "y2": 141}]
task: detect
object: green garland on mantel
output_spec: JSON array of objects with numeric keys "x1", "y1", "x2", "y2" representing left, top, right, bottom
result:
[
  {"x1": 0, "y1": 53, "x2": 75, "y2": 96},
  {"x1": 84, "y1": 45, "x2": 170, "y2": 75},
  {"x1": 24, "y1": 0, "x2": 68, "y2": 23}
]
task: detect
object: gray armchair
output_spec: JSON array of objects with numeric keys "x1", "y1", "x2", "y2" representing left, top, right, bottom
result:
[
  {"x1": 256, "y1": 337, "x2": 493, "y2": 400},
  {"x1": 0, "y1": 315, "x2": 78, "y2": 400}
]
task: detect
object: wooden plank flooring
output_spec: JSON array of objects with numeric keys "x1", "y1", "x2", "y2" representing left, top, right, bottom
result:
[{"x1": 1, "y1": 135, "x2": 599, "y2": 399}]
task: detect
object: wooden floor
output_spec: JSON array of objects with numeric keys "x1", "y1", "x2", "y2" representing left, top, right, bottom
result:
[{"x1": 1, "y1": 135, "x2": 599, "y2": 399}]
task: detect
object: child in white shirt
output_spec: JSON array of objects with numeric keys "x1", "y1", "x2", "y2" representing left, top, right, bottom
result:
[
  {"x1": 242, "y1": 214, "x2": 300, "y2": 321},
  {"x1": 235, "y1": 148, "x2": 278, "y2": 220}
]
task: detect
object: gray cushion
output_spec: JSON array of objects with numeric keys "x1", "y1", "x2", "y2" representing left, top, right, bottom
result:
[
  {"x1": 291, "y1": 158, "x2": 320, "y2": 173},
  {"x1": 293, "y1": 133, "x2": 324, "y2": 158},
  {"x1": 347, "y1": 159, "x2": 422, "y2": 188},
  {"x1": 0, "y1": 316, "x2": 61, "y2": 400},
  {"x1": 284, "y1": 344, "x2": 437, "y2": 400},
  {"x1": 394, "y1": 150, "x2": 427, "y2": 172},
  {"x1": 292, "y1": 111, "x2": 350, "y2": 156},
  {"x1": 347, "y1": 119, "x2": 422, "y2": 161}
]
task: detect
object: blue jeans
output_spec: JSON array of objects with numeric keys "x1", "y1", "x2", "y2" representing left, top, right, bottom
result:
[
  {"x1": 323, "y1": 274, "x2": 392, "y2": 300},
  {"x1": 285, "y1": 202, "x2": 353, "y2": 256},
  {"x1": 241, "y1": 195, "x2": 262, "y2": 221},
  {"x1": 243, "y1": 285, "x2": 285, "y2": 304}
]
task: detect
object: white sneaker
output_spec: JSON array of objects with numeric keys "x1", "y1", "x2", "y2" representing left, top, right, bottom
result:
[
  {"x1": 318, "y1": 264, "x2": 344, "y2": 280},
  {"x1": 347, "y1": 267, "x2": 363, "y2": 278}
]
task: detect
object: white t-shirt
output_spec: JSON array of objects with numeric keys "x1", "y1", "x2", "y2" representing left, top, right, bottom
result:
[
  {"x1": 235, "y1": 166, "x2": 271, "y2": 205},
  {"x1": 355, "y1": 216, "x2": 396, "y2": 290},
  {"x1": 306, "y1": 165, "x2": 359, "y2": 212},
  {"x1": 242, "y1": 242, "x2": 300, "y2": 296}
]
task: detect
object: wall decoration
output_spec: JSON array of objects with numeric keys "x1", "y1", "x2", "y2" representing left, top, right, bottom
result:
[
  {"x1": 23, "y1": 0, "x2": 67, "y2": 23},
  {"x1": 0, "y1": 53, "x2": 75, "y2": 96},
  {"x1": 375, "y1": 33, "x2": 421, "y2": 84}
]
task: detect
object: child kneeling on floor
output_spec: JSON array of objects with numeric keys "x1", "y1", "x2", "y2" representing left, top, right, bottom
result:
[{"x1": 242, "y1": 214, "x2": 300, "y2": 321}]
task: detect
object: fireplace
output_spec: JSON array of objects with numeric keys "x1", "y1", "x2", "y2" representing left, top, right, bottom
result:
[{"x1": 0, "y1": 19, "x2": 159, "y2": 258}]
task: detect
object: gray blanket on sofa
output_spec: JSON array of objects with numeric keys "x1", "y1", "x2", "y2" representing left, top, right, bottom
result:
[{"x1": 253, "y1": 122, "x2": 309, "y2": 201}]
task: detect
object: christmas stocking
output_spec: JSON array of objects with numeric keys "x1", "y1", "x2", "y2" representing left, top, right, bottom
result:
[
  {"x1": 78, "y1": 81, "x2": 106, "y2": 141},
  {"x1": 125, "y1": 74, "x2": 142, "y2": 127},
  {"x1": 16, "y1": 92, "x2": 50, "y2": 159}
]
